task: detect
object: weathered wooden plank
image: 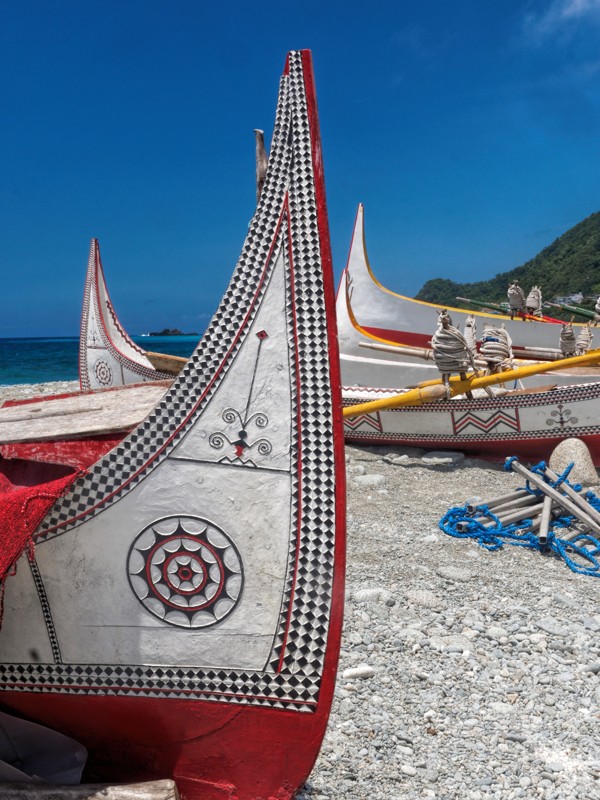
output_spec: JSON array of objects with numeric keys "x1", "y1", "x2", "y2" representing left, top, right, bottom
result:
[
  {"x1": 0, "y1": 383, "x2": 170, "y2": 444},
  {"x1": 145, "y1": 351, "x2": 187, "y2": 375},
  {"x1": 0, "y1": 779, "x2": 179, "y2": 799}
]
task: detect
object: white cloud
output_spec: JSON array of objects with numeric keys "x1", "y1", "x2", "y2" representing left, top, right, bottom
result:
[{"x1": 522, "y1": 0, "x2": 600, "y2": 43}]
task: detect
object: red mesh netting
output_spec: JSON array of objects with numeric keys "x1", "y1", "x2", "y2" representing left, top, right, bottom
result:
[{"x1": 0, "y1": 471, "x2": 80, "y2": 589}]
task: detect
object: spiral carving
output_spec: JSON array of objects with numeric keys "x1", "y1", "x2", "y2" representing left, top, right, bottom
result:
[
  {"x1": 209, "y1": 432, "x2": 229, "y2": 450},
  {"x1": 222, "y1": 407, "x2": 242, "y2": 426},
  {"x1": 249, "y1": 411, "x2": 268, "y2": 428},
  {"x1": 255, "y1": 438, "x2": 273, "y2": 455}
]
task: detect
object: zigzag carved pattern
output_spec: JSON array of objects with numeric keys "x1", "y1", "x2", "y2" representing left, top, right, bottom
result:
[
  {"x1": 344, "y1": 413, "x2": 382, "y2": 432},
  {"x1": 452, "y1": 408, "x2": 520, "y2": 435}
]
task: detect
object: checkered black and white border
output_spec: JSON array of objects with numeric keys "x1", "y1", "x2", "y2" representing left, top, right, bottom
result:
[{"x1": 8, "y1": 52, "x2": 338, "y2": 712}]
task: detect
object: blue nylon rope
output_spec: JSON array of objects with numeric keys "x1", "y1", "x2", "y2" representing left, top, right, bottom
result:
[{"x1": 441, "y1": 459, "x2": 600, "y2": 578}]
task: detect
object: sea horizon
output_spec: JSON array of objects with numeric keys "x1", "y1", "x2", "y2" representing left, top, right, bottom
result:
[{"x1": 0, "y1": 334, "x2": 200, "y2": 386}]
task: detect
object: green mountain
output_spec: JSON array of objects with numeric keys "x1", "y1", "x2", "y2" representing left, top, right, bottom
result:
[{"x1": 415, "y1": 211, "x2": 600, "y2": 315}]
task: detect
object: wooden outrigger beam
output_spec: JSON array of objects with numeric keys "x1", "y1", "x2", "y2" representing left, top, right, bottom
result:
[
  {"x1": 358, "y1": 338, "x2": 571, "y2": 364},
  {"x1": 145, "y1": 351, "x2": 187, "y2": 374}
]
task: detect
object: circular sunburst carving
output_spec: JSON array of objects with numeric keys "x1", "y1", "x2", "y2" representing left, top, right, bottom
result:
[
  {"x1": 94, "y1": 359, "x2": 113, "y2": 386},
  {"x1": 127, "y1": 516, "x2": 243, "y2": 628}
]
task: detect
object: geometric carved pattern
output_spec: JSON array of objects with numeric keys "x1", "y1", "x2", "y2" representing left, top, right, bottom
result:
[
  {"x1": 0, "y1": 661, "x2": 320, "y2": 712},
  {"x1": 127, "y1": 516, "x2": 243, "y2": 628},
  {"x1": 16, "y1": 51, "x2": 338, "y2": 712},
  {"x1": 343, "y1": 381, "x2": 600, "y2": 448},
  {"x1": 93, "y1": 359, "x2": 113, "y2": 387},
  {"x1": 452, "y1": 408, "x2": 520, "y2": 435},
  {"x1": 345, "y1": 381, "x2": 600, "y2": 413},
  {"x1": 28, "y1": 559, "x2": 62, "y2": 664},
  {"x1": 343, "y1": 412, "x2": 383, "y2": 433}
]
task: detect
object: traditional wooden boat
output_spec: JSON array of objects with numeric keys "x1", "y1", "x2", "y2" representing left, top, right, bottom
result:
[
  {"x1": 343, "y1": 380, "x2": 600, "y2": 465},
  {"x1": 79, "y1": 240, "x2": 176, "y2": 390},
  {"x1": 79, "y1": 130, "x2": 269, "y2": 391},
  {"x1": 0, "y1": 49, "x2": 345, "y2": 800},
  {"x1": 337, "y1": 204, "x2": 600, "y2": 389}
]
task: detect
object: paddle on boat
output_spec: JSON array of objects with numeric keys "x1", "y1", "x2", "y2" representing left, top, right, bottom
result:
[{"x1": 0, "y1": 49, "x2": 346, "y2": 800}]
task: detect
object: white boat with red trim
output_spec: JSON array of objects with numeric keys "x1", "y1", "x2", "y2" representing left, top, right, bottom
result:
[
  {"x1": 79, "y1": 239, "x2": 175, "y2": 390},
  {"x1": 343, "y1": 380, "x2": 600, "y2": 465},
  {"x1": 337, "y1": 204, "x2": 600, "y2": 389},
  {"x1": 0, "y1": 50, "x2": 345, "y2": 800}
]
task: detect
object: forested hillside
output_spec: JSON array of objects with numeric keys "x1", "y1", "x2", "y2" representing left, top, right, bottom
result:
[{"x1": 416, "y1": 211, "x2": 600, "y2": 312}]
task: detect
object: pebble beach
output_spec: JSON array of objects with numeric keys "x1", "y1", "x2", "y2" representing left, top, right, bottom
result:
[
  {"x1": 300, "y1": 444, "x2": 600, "y2": 800},
  {"x1": 2, "y1": 382, "x2": 599, "y2": 799}
]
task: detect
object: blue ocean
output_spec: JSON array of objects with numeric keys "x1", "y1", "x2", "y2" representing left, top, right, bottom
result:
[{"x1": 0, "y1": 336, "x2": 200, "y2": 385}]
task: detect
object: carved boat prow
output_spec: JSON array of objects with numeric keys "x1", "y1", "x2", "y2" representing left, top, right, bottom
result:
[
  {"x1": 79, "y1": 239, "x2": 175, "y2": 389},
  {"x1": 337, "y1": 203, "x2": 600, "y2": 389},
  {"x1": 0, "y1": 50, "x2": 345, "y2": 800}
]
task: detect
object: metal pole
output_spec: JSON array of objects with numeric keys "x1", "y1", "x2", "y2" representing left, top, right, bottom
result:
[
  {"x1": 542, "y1": 466, "x2": 600, "y2": 527},
  {"x1": 481, "y1": 501, "x2": 545, "y2": 528},
  {"x1": 507, "y1": 460, "x2": 600, "y2": 536},
  {"x1": 538, "y1": 496, "x2": 553, "y2": 546},
  {"x1": 490, "y1": 493, "x2": 544, "y2": 517},
  {"x1": 467, "y1": 489, "x2": 528, "y2": 514}
]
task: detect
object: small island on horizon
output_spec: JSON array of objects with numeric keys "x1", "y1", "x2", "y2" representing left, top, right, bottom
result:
[{"x1": 146, "y1": 328, "x2": 199, "y2": 337}]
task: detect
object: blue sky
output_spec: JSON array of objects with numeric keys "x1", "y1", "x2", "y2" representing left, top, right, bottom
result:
[{"x1": 1, "y1": 0, "x2": 600, "y2": 336}]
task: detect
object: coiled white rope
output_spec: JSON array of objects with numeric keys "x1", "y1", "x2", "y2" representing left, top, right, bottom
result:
[
  {"x1": 525, "y1": 285, "x2": 543, "y2": 317},
  {"x1": 507, "y1": 281, "x2": 526, "y2": 314},
  {"x1": 463, "y1": 314, "x2": 477, "y2": 357},
  {"x1": 431, "y1": 310, "x2": 476, "y2": 374},
  {"x1": 481, "y1": 324, "x2": 514, "y2": 371},
  {"x1": 560, "y1": 323, "x2": 577, "y2": 357},
  {"x1": 576, "y1": 324, "x2": 593, "y2": 355}
]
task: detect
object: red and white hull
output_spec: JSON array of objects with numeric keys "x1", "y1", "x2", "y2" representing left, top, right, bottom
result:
[
  {"x1": 337, "y1": 204, "x2": 600, "y2": 389},
  {"x1": 344, "y1": 381, "x2": 600, "y2": 465},
  {"x1": 79, "y1": 239, "x2": 174, "y2": 389},
  {"x1": 0, "y1": 50, "x2": 345, "y2": 800}
]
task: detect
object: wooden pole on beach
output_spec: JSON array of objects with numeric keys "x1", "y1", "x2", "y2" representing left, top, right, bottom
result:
[{"x1": 0, "y1": 780, "x2": 179, "y2": 800}]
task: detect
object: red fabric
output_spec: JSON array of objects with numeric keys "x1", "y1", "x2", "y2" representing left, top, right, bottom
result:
[{"x1": 0, "y1": 470, "x2": 81, "y2": 588}]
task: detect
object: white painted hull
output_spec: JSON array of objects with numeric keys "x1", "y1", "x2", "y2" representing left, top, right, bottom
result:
[
  {"x1": 337, "y1": 205, "x2": 600, "y2": 390},
  {"x1": 343, "y1": 381, "x2": 600, "y2": 464},
  {"x1": 79, "y1": 240, "x2": 174, "y2": 389}
]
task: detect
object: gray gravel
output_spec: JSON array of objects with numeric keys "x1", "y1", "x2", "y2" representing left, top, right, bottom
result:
[
  {"x1": 2, "y1": 383, "x2": 598, "y2": 798},
  {"x1": 298, "y1": 444, "x2": 600, "y2": 800}
]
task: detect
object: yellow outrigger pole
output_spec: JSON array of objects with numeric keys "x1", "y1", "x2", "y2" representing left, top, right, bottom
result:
[{"x1": 342, "y1": 348, "x2": 600, "y2": 418}]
